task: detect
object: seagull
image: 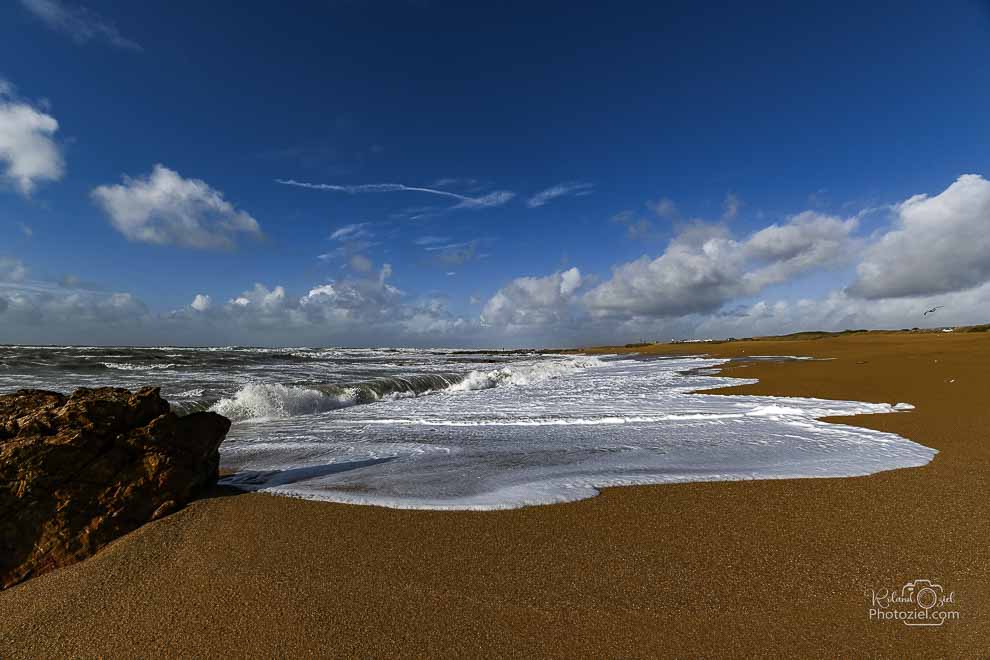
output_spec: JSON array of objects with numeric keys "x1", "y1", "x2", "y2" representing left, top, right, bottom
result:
[{"x1": 923, "y1": 305, "x2": 944, "y2": 317}]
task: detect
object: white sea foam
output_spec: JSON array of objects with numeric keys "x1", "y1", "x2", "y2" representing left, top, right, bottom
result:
[
  {"x1": 448, "y1": 356, "x2": 604, "y2": 391},
  {"x1": 217, "y1": 356, "x2": 936, "y2": 510},
  {"x1": 0, "y1": 346, "x2": 935, "y2": 511},
  {"x1": 211, "y1": 356, "x2": 607, "y2": 422},
  {"x1": 102, "y1": 362, "x2": 176, "y2": 371},
  {"x1": 211, "y1": 383, "x2": 359, "y2": 421},
  {"x1": 171, "y1": 388, "x2": 206, "y2": 398}
]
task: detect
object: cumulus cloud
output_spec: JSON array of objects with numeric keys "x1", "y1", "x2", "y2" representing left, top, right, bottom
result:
[
  {"x1": 190, "y1": 294, "x2": 211, "y2": 312},
  {"x1": 7, "y1": 174, "x2": 987, "y2": 348},
  {"x1": 92, "y1": 164, "x2": 263, "y2": 249},
  {"x1": 0, "y1": 269, "x2": 456, "y2": 346},
  {"x1": 526, "y1": 182, "x2": 594, "y2": 208},
  {"x1": 0, "y1": 257, "x2": 28, "y2": 282},
  {"x1": 849, "y1": 174, "x2": 990, "y2": 299},
  {"x1": 19, "y1": 0, "x2": 141, "y2": 50},
  {"x1": 188, "y1": 267, "x2": 459, "y2": 340},
  {"x1": 0, "y1": 82, "x2": 65, "y2": 195},
  {"x1": 481, "y1": 267, "x2": 583, "y2": 328},
  {"x1": 743, "y1": 212, "x2": 861, "y2": 289},
  {"x1": 164, "y1": 262, "x2": 471, "y2": 343},
  {"x1": 584, "y1": 212, "x2": 858, "y2": 319},
  {"x1": 276, "y1": 179, "x2": 515, "y2": 209}
]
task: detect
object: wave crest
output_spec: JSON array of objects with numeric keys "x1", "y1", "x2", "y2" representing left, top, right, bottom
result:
[
  {"x1": 102, "y1": 362, "x2": 176, "y2": 371},
  {"x1": 210, "y1": 356, "x2": 605, "y2": 422}
]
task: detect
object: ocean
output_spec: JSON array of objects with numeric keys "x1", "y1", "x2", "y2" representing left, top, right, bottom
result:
[{"x1": 0, "y1": 345, "x2": 936, "y2": 509}]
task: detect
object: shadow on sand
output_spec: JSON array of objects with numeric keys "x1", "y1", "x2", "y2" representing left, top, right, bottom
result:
[{"x1": 214, "y1": 457, "x2": 396, "y2": 493}]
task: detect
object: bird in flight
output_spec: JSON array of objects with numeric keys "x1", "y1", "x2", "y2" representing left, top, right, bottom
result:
[{"x1": 923, "y1": 305, "x2": 944, "y2": 316}]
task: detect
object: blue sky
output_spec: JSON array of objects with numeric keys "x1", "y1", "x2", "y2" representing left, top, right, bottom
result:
[{"x1": 1, "y1": 1, "x2": 989, "y2": 346}]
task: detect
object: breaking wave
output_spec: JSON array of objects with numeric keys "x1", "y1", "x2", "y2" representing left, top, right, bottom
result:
[
  {"x1": 102, "y1": 362, "x2": 177, "y2": 371},
  {"x1": 208, "y1": 356, "x2": 606, "y2": 422}
]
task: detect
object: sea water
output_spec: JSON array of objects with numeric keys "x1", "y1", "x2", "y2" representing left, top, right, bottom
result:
[{"x1": 0, "y1": 346, "x2": 935, "y2": 509}]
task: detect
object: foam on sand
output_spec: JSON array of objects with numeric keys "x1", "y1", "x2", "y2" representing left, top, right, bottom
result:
[{"x1": 218, "y1": 356, "x2": 936, "y2": 510}]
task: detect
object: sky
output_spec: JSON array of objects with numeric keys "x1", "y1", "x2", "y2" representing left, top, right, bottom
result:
[{"x1": 1, "y1": 0, "x2": 989, "y2": 347}]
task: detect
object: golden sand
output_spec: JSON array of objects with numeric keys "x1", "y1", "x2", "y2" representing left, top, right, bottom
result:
[{"x1": 1, "y1": 331, "x2": 987, "y2": 656}]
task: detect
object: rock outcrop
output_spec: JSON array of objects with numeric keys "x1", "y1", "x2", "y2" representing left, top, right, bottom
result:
[{"x1": 0, "y1": 386, "x2": 230, "y2": 590}]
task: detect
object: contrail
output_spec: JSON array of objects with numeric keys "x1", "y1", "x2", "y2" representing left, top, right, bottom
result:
[{"x1": 275, "y1": 179, "x2": 514, "y2": 209}]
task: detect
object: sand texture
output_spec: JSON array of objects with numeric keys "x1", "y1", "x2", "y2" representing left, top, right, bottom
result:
[{"x1": 1, "y1": 331, "x2": 987, "y2": 657}]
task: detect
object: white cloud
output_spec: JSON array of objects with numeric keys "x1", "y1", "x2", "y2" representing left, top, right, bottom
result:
[
  {"x1": 612, "y1": 210, "x2": 656, "y2": 240},
  {"x1": 0, "y1": 259, "x2": 465, "y2": 345},
  {"x1": 92, "y1": 164, "x2": 263, "y2": 249},
  {"x1": 423, "y1": 240, "x2": 479, "y2": 266},
  {"x1": 330, "y1": 222, "x2": 372, "y2": 241},
  {"x1": 481, "y1": 267, "x2": 583, "y2": 328},
  {"x1": 0, "y1": 82, "x2": 65, "y2": 195},
  {"x1": 277, "y1": 179, "x2": 515, "y2": 209},
  {"x1": 298, "y1": 277, "x2": 401, "y2": 324},
  {"x1": 451, "y1": 190, "x2": 515, "y2": 209},
  {"x1": 0, "y1": 257, "x2": 28, "y2": 282},
  {"x1": 722, "y1": 192, "x2": 742, "y2": 220},
  {"x1": 19, "y1": 0, "x2": 141, "y2": 50},
  {"x1": 849, "y1": 174, "x2": 990, "y2": 299},
  {"x1": 319, "y1": 224, "x2": 378, "y2": 263},
  {"x1": 378, "y1": 263, "x2": 392, "y2": 286},
  {"x1": 526, "y1": 182, "x2": 594, "y2": 208},
  {"x1": 190, "y1": 294, "x2": 211, "y2": 312},
  {"x1": 182, "y1": 265, "x2": 464, "y2": 341},
  {"x1": 5, "y1": 175, "x2": 986, "y2": 348},
  {"x1": 696, "y1": 283, "x2": 990, "y2": 339},
  {"x1": 414, "y1": 235, "x2": 449, "y2": 246},
  {"x1": 349, "y1": 254, "x2": 373, "y2": 273},
  {"x1": 584, "y1": 212, "x2": 858, "y2": 319},
  {"x1": 0, "y1": 278, "x2": 148, "y2": 341},
  {"x1": 230, "y1": 283, "x2": 287, "y2": 310},
  {"x1": 743, "y1": 212, "x2": 860, "y2": 289},
  {"x1": 647, "y1": 197, "x2": 678, "y2": 219}
]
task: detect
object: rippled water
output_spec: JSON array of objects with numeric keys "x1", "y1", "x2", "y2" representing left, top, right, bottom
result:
[{"x1": 0, "y1": 345, "x2": 935, "y2": 509}]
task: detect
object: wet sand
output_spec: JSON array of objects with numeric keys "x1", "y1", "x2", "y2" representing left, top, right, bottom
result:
[{"x1": 1, "y1": 331, "x2": 987, "y2": 657}]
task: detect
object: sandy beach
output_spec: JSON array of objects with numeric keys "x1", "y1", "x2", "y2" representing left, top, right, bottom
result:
[{"x1": 1, "y1": 331, "x2": 987, "y2": 657}]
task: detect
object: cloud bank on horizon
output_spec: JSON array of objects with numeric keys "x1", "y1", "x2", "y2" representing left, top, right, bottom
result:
[{"x1": 4, "y1": 170, "x2": 990, "y2": 346}]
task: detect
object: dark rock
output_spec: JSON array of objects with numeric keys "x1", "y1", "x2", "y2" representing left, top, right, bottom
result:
[{"x1": 0, "y1": 386, "x2": 230, "y2": 589}]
